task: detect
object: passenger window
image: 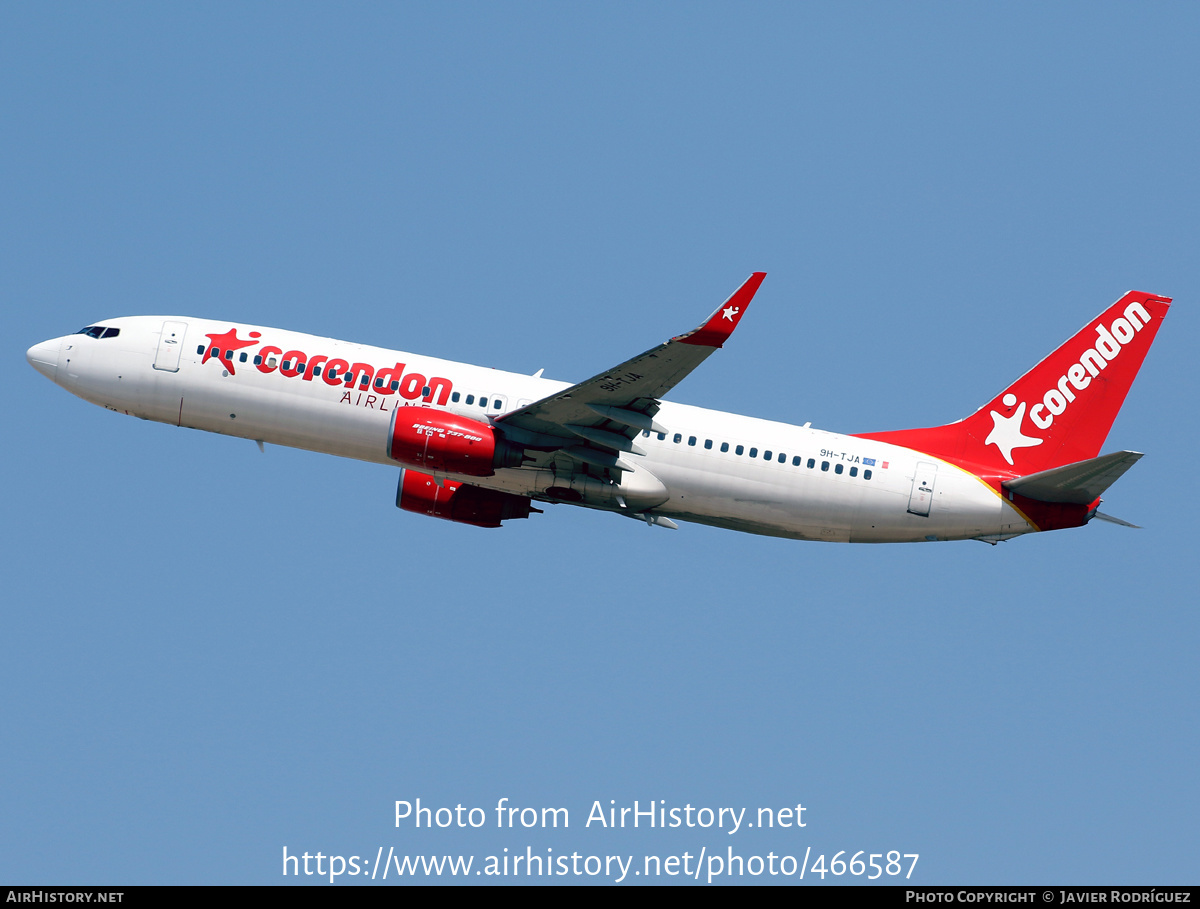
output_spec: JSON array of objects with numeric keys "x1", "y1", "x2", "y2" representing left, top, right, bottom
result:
[
  {"x1": 375, "y1": 378, "x2": 384, "y2": 388},
  {"x1": 197, "y1": 345, "x2": 206, "y2": 355},
  {"x1": 452, "y1": 392, "x2": 461, "y2": 403},
  {"x1": 792, "y1": 456, "x2": 801, "y2": 466},
  {"x1": 253, "y1": 355, "x2": 262, "y2": 365},
  {"x1": 821, "y1": 461, "x2": 830, "y2": 471},
  {"x1": 749, "y1": 448, "x2": 758, "y2": 458},
  {"x1": 643, "y1": 430, "x2": 651, "y2": 438},
  {"x1": 688, "y1": 436, "x2": 697, "y2": 446},
  {"x1": 835, "y1": 463, "x2": 844, "y2": 474},
  {"x1": 864, "y1": 469, "x2": 873, "y2": 480},
  {"x1": 657, "y1": 433, "x2": 666, "y2": 441},
  {"x1": 764, "y1": 450, "x2": 772, "y2": 460},
  {"x1": 807, "y1": 458, "x2": 815, "y2": 469},
  {"x1": 735, "y1": 445, "x2": 744, "y2": 455},
  {"x1": 391, "y1": 381, "x2": 399, "y2": 391},
  {"x1": 778, "y1": 452, "x2": 786, "y2": 463},
  {"x1": 704, "y1": 439, "x2": 713, "y2": 449},
  {"x1": 466, "y1": 395, "x2": 475, "y2": 405},
  {"x1": 850, "y1": 466, "x2": 858, "y2": 477},
  {"x1": 720, "y1": 442, "x2": 729, "y2": 453},
  {"x1": 480, "y1": 398, "x2": 488, "y2": 407},
  {"x1": 327, "y1": 369, "x2": 339, "y2": 380},
  {"x1": 240, "y1": 352, "x2": 248, "y2": 363},
  {"x1": 360, "y1": 375, "x2": 370, "y2": 387},
  {"x1": 673, "y1": 433, "x2": 682, "y2": 444},
  {"x1": 281, "y1": 359, "x2": 290, "y2": 369}
]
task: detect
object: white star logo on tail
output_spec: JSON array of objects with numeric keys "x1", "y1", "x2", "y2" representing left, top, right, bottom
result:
[
  {"x1": 985, "y1": 394, "x2": 1043, "y2": 466},
  {"x1": 722, "y1": 305, "x2": 740, "y2": 322}
]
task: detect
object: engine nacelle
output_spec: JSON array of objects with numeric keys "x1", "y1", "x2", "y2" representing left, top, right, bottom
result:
[
  {"x1": 397, "y1": 469, "x2": 538, "y2": 528},
  {"x1": 387, "y1": 409, "x2": 524, "y2": 477}
]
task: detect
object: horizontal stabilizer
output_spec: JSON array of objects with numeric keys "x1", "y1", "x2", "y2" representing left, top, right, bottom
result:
[
  {"x1": 1002, "y1": 450, "x2": 1142, "y2": 505},
  {"x1": 1092, "y1": 510, "x2": 1141, "y2": 529}
]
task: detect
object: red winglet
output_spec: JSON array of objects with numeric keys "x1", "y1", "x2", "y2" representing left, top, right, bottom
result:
[{"x1": 674, "y1": 272, "x2": 766, "y2": 348}]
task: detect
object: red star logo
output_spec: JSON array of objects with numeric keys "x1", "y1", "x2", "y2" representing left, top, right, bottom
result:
[{"x1": 203, "y1": 328, "x2": 261, "y2": 375}]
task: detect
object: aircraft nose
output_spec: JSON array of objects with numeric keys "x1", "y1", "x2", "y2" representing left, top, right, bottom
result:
[{"x1": 26, "y1": 338, "x2": 61, "y2": 381}]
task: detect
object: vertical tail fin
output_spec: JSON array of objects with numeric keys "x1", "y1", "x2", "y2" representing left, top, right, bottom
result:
[{"x1": 854, "y1": 291, "x2": 1171, "y2": 476}]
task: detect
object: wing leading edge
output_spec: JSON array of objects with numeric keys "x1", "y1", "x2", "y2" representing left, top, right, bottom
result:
[{"x1": 495, "y1": 273, "x2": 766, "y2": 468}]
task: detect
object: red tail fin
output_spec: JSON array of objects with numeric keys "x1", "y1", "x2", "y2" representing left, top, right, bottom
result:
[{"x1": 853, "y1": 291, "x2": 1171, "y2": 476}]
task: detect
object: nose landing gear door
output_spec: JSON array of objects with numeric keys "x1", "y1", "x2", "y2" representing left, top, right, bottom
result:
[
  {"x1": 907, "y1": 461, "x2": 938, "y2": 517},
  {"x1": 153, "y1": 321, "x2": 189, "y2": 372}
]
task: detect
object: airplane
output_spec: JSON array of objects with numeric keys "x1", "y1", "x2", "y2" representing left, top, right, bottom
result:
[{"x1": 25, "y1": 274, "x2": 1170, "y2": 543}]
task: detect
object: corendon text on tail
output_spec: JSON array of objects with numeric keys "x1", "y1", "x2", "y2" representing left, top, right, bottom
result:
[{"x1": 26, "y1": 275, "x2": 1170, "y2": 542}]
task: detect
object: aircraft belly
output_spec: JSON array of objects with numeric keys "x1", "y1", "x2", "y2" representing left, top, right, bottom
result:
[
  {"x1": 168, "y1": 367, "x2": 393, "y2": 462},
  {"x1": 641, "y1": 453, "x2": 1028, "y2": 543},
  {"x1": 646, "y1": 459, "x2": 863, "y2": 541},
  {"x1": 847, "y1": 468, "x2": 1032, "y2": 542}
]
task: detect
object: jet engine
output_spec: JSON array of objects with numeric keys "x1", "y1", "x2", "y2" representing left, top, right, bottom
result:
[
  {"x1": 396, "y1": 469, "x2": 539, "y2": 527},
  {"x1": 387, "y1": 409, "x2": 525, "y2": 477}
]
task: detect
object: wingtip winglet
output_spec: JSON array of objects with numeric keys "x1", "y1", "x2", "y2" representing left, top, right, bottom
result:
[{"x1": 674, "y1": 272, "x2": 766, "y2": 348}]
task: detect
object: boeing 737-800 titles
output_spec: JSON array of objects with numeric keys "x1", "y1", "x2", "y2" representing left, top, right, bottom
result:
[{"x1": 26, "y1": 275, "x2": 1170, "y2": 543}]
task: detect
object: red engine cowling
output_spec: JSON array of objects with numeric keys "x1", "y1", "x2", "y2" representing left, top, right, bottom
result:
[
  {"x1": 397, "y1": 469, "x2": 537, "y2": 528},
  {"x1": 387, "y1": 409, "x2": 523, "y2": 477}
]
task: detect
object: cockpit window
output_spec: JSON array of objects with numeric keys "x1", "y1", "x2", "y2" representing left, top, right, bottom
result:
[{"x1": 76, "y1": 326, "x2": 119, "y2": 339}]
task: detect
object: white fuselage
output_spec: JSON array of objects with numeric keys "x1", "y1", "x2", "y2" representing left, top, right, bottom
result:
[{"x1": 31, "y1": 316, "x2": 1034, "y2": 543}]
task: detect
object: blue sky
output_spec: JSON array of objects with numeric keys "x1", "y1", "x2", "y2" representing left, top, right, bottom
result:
[{"x1": 3, "y1": 3, "x2": 1197, "y2": 885}]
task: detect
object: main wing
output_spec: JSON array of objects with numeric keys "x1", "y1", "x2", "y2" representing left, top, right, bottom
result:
[{"x1": 496, "y1": 273, "x2": 765, "y2": 472}]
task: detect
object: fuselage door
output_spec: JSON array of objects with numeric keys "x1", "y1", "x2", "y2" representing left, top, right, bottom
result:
[
  {"x1": 153, "y1": 321, "x2": 189, "y2": 372},
  {"x1": 907, "y1": 461, "x2": 938, "y2": 517}
]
